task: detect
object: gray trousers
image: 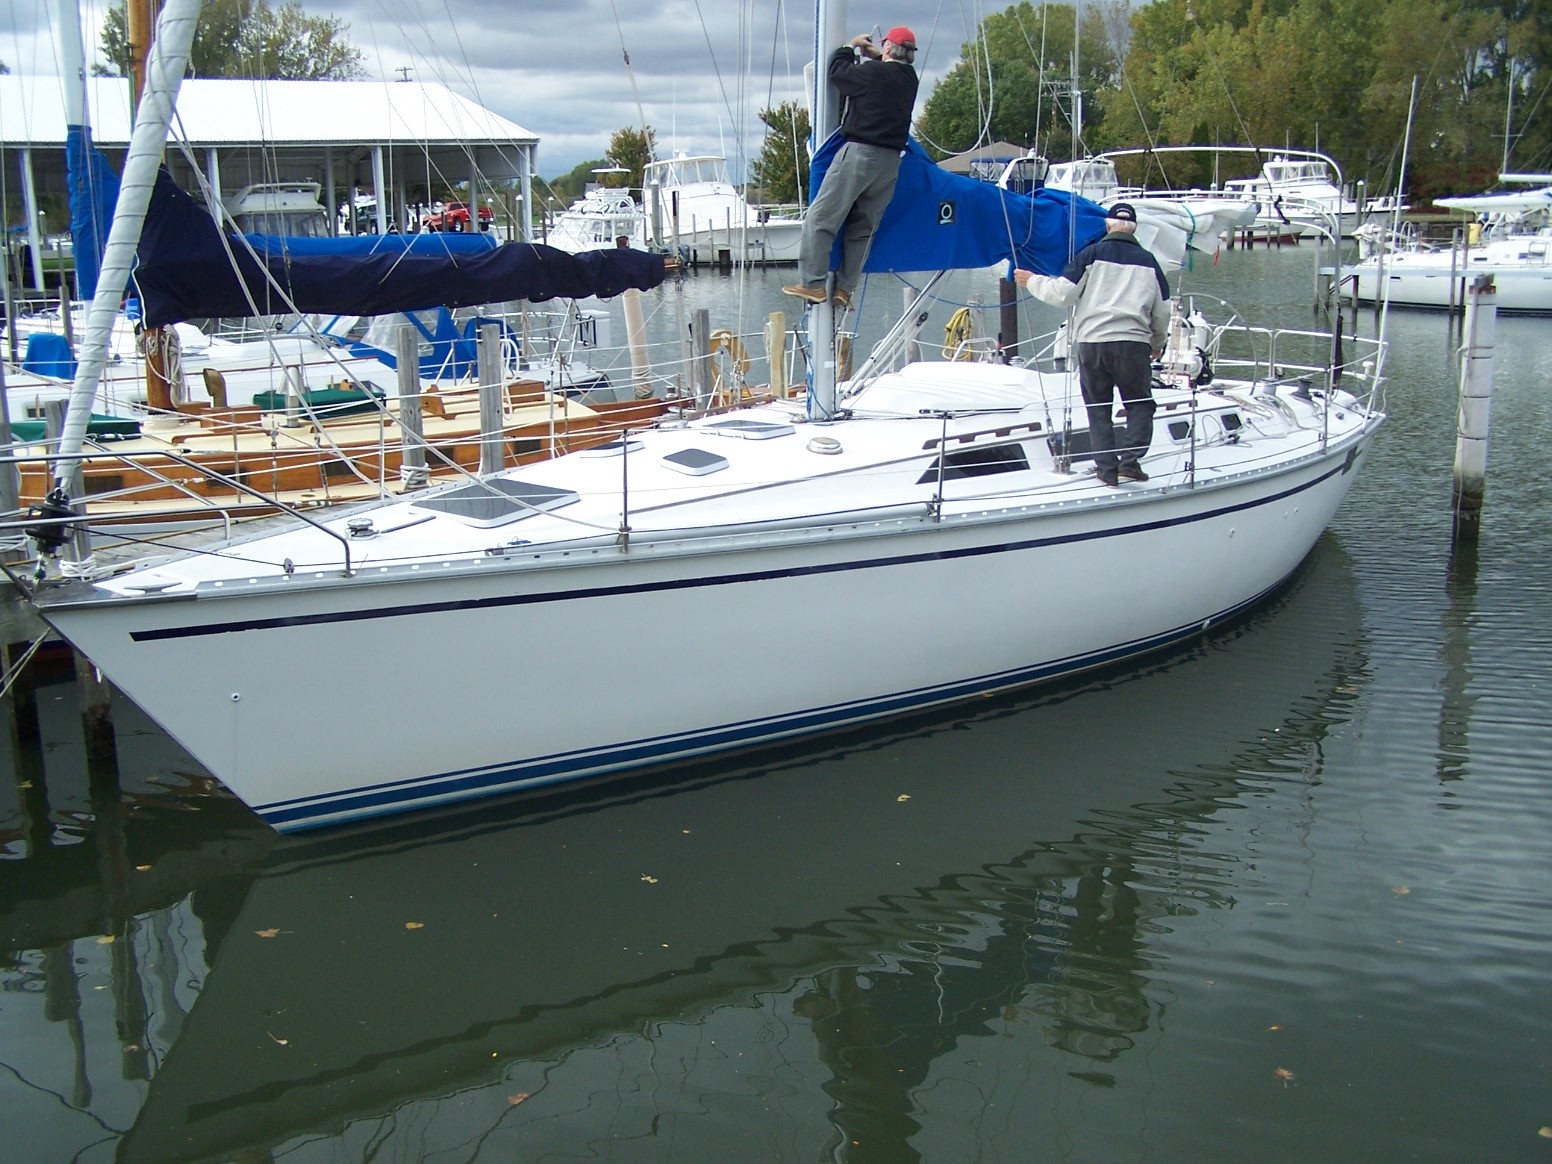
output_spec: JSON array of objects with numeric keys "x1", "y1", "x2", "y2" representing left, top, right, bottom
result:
[{"x1": 798, "y1": 141, "x2": 902, "y2": 292}]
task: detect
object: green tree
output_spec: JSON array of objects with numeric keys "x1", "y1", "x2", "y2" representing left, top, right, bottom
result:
[
  {"x1": 1090, "y1": 0, "x2": 1550, "y2": 199},
  {"x1": 545, "y1": 158, "x2": 610, "y2": 211},
  {"x1": 606, "y1": 126, "x2": 657, "y2": 192},
  {"x1": 750, "y1": 101, "x2": 810, "y2": 205},
  {"x1": 100, "y1": 0, "x2": 364, "y2": 79},
  {"x1": 916, "y1": 2, "x2": 1120, "y2": 160}
]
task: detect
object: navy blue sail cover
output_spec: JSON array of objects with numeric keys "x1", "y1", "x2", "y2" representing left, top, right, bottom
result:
[
  {"x1": 810, "y1": 132, "x2": 1110, "y2": 277},
  {"x1": 132, "y1": 170, "x2": 667, "y2": 327}
]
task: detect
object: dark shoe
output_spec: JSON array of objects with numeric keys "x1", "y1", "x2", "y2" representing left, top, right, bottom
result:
[
  {"x1": 1118, "y1": 462, "x2": 1149, "y2": 482},
  {"x1": 832, "y1": 288, "x2": 852, "y2": 310},
  {"x1": 1095, "y1": 467, "x2": 1119, "y2": 487},
  {"x1": 782, "y1": 283, "x2": 827, "y2": 304}
]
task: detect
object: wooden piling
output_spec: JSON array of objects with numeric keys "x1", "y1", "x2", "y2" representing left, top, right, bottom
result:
[
  {"x1": 477, "y1": 323, "x2": 504, "y2": 475},
  {"x1": 765, "y1": 312, "x2": 787, "y2": 398},
  {"x1": 395, "y1": 325, "x2": 428, "y2": 489},
  {"x1": 999, "y1": 275, "x2": 1018, "y2": 363},
  {"x1": 1451, "y1": 274, "x2": 1497, "y2": 543}
]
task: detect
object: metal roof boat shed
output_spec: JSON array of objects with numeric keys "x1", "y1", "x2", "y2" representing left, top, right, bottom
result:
[{"x1": 2, "y1": 75, "x2": 539, "y2": 289}]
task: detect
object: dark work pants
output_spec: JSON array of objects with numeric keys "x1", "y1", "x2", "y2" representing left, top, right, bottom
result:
[{"x1": 1075, "y1": 340, "x2": 1157, "y2": 471}]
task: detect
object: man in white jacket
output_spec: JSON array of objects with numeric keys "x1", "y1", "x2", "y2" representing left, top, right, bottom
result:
[{"x1": 1015, "y1": 202, "x2": 1172, "y2": 487}]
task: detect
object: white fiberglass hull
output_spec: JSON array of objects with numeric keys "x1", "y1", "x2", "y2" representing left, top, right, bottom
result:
[
  {"x1": 1343, "y1": 259, "x2": 1552, "y2": 313},
  {"x1": 41, "y1": 431, "x2": 1372, "y2": 831},
  {"x1": 655, "y1": 218, "x2": 804, "y2": 264}
]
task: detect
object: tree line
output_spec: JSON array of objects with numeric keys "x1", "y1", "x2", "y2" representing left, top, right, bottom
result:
[
  {"x1": 910, "y1": 0, "x2": 1552, "y2": 204},
  {"x1": 67, "y1": 0, "x2": 1552, "y2": 211}
]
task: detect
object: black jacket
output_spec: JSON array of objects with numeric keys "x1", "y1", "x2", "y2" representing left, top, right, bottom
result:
[{"x1": 828, "y1": 47, "x2": 918, "y2": 151}]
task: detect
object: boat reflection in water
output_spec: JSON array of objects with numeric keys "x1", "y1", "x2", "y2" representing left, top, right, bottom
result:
[{"x1": 89, "y1": 536, "x2": 1366, "y2": 1162}]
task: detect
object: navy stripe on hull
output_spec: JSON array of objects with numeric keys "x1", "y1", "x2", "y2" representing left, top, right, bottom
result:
[
  {"x1": 262, "y1": 574, "x2": 1290, "y2": 830},
  {"x1": 132, "y1": 452, "x2": 1357, "y2": 645}
]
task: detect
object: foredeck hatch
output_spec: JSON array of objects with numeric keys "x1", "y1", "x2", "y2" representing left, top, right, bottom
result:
[{"x1": 410, "y1": 478, "x2": 579, "y2": 526}]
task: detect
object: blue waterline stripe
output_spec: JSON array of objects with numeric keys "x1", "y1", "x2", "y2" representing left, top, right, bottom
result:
[
  {"x1": 261, "y1": 579, "x2": 1282, "y2": 828},
  {"x1": 132, "y1": 457, "x2": 1352, "y2": 645}
]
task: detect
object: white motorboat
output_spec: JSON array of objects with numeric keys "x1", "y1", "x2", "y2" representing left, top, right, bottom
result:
[
  {"x1": 1340, "y1": 185, "x2": 1552, "y2": 313},
  {"x1": 643, "y1": 151, "x2": 804, "y2": 265},
  {"x1": 10, "y1": 0, "x2": 1383, "y2": 835},
  {"x1": 545, "y1": 169, "x2": 647, "y2": 253},
  {"x1": 1219, "y1": 153, "x2": 1401, "y2": 239},
  {"x1": 996, "y1": 153, "x2": 1259, "y2": 266}
]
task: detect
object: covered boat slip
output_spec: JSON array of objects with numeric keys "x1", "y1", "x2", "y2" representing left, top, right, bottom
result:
[{"x1": 31, "y1": 319, "x2": 1382, "y2": 831}]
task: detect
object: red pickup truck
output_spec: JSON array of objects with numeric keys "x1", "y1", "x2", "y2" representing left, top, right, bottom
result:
[{"x1": 421, "y1": 200, "x2": 493, "y2": 231}]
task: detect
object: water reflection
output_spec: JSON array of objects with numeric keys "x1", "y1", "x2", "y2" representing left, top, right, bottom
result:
[
  {"x1": 1435, "y1": 542, "x2": 1479, "y2": 784},
  {"x1": 8, "y1": 536, "x2": 1355, "y2": 1164}
]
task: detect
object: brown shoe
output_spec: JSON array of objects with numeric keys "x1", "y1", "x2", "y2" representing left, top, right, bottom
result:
[
  {"x1": 782, "y1": 283, "x2": 827, "y2": 304},
  {"x1": 832, "y1": 288, "x2": 853, "y2": 310},
  {"x1": 1118, "y1": 462, "x2": 1149, "y2": 482}
]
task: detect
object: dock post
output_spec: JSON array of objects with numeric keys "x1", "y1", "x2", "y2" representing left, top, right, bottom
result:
[
  {"x1": 688, "y1": 309, "x2": 713, "y2": 411},
  {"x1": 999, "y1": 274, "x2": 1018, "y2": 363},
  {"x1": 395, "y1": 325, "x2": 428, "y2": 489},
  {"x1": 765, "y1": 311, "x2": 787, "y2": 398},
  {"x1": 1451, "y1": 274, "x2": 1497, "y2": 543},
  {"x1": 477, "y1": 323, "x2": 504, "y2": 475}
]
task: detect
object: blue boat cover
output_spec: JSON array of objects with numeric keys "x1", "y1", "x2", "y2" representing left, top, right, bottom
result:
[
  {"x1": 132, "y1": 170, "x2": 667, "y2": 327},
  {"x1": 66, "y1": 128, "x2": 120, "y2": 301},
  {"x1": 22, "y1": 332, "x2": 77, "y2": 379},
  {"x1": 810, "y1": 132, "x2": 1110, "y2": 278}
]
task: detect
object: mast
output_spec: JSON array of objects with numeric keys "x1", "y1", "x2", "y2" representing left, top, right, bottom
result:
[
  {"x1": 129, "y1": 0, "x2": 179, "y2": 416},
  {"x1": 806, "y1": 0, "x2": 845, "y2": 419},
  {"x1": 51, "y1": 0, "x2": 203, "y2": 488}
]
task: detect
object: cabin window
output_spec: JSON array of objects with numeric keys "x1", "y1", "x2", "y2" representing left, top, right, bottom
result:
[
  {"x1": 1221, "y1": 413, "x2": 1243, "y2": 433},
  {"x1": 1168, "y1": 420, "x2": 1193, "y2": 442},
  {"x1": 84, "y1": 474, "x2": 125, "y2": 496},
  {"x1": 918, "y1": 442, "x2": 1030, "y2": 484}
]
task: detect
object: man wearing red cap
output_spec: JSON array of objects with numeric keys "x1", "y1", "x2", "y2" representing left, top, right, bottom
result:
[{"x1": 784, "y1": 26, "x2": 919, "y2": 311}]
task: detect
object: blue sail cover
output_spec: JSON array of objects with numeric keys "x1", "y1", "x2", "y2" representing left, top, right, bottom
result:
[
  {"x1": 66, "y1": 129, "x2": 120, "y2": 300},
  {"x1": 810, "y1": 133, "x2": 1110, "y2": 277},
  {"x1": 132, "y1": 171, "x2": 667, "y2": 327}
]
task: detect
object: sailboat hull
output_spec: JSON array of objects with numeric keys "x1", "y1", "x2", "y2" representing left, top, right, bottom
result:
[{"x1": 40, "y1": 432, "x2": 1372, "y2": 831}]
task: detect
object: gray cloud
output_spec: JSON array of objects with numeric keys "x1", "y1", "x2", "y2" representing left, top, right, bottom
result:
[{"x1": 8, "y1": 1, "x2": 971, "y2": 177}]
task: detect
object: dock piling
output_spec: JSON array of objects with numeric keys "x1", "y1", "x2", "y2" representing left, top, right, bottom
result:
[{"x1": 1451, "y1": 275, "x2": 1497, "y2": 543}]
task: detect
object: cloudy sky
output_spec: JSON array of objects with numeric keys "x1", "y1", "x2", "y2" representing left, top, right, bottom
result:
[{"x1": 4, "y1": 0, "x2": 995, "y2": 179}]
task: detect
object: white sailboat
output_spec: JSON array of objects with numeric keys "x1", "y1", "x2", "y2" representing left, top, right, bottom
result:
[
  {"x1": 1342, "y1": 181, "x2": 1552, "y2": 314},
  {"x1": 8, "y1": 0, "x2": 1384, "y2": 833}
]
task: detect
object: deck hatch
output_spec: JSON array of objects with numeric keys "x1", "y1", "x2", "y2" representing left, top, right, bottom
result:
[
  {"x1": 662, "y1": 448, "x2": 729, "y2": 476},
  {"x1": 706, "y1": 419, "x2": 795, "y2": 440},
  {"x1": 410, "y1": 478, "x2": 579, "y2": 526}
]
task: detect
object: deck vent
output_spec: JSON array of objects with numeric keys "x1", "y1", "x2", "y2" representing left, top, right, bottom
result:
[
  {"x1": 707, "y1": 419, "x2": 795, "y2": 440},
  {"x1": 918, "y1": 442, "x2": 1030, "y2": 484},
  {"x1": 662, "y1": 448, "x2": 728, "y2": 476},
  {"x1": 412, "y1": 477, "x2": 579, "y2": 527}
]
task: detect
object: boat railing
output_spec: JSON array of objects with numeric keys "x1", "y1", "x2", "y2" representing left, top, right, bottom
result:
[{"x1": 1210, "y1": 322, "x2": 1385, "y2": 412}]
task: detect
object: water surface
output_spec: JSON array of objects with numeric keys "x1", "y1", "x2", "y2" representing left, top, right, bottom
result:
[{"x1": 4, "y1": 248, "x2": 1551, "y2": 1163}]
